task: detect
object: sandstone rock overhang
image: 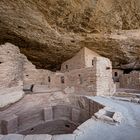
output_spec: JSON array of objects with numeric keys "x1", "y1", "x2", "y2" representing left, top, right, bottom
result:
[{"x1": 0, "y1": 0, "x2": 140, "y2": 70}]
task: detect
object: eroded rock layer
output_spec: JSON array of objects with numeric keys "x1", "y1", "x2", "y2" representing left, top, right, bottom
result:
[{"x1": 0, "y1": 0, "x2": 140, "y2": 70}]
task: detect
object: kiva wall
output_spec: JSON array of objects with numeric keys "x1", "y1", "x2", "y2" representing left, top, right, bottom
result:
[{"x1": 0, "y1": 96, "x2": 104, "y2": 135}]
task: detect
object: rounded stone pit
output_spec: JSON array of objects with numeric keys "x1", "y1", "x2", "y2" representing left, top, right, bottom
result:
[{"x1": 0, "y1": 94, "x2": 104, "y2": 136}]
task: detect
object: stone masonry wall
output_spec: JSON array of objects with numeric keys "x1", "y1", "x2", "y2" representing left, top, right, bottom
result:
[
  {"x1": 23, "y1": 59, "x2": 53, "y2": 86},
  {"x1": 84, "y1": 47, "x2": 99, "y2": 68},
  {"x1": 0, "y1": 43, "x2": 115, "y2": 109},
  {"x1": 24, "y1": 56, "x2": 115, "y2": 96},
  {"x1": 112, "y1": 69, "x2": 123, "y2": 81},
  {"x1": 120, "y1": 71, "x2": 140, "y2": 90},
  {"x1": 64, "y1": 67, "x2": 97, "y2": 95},
  {"x1": 61, "y1": 47, "x2": 100, "y2": 72},
  {"x1": 61, "y1": 48, "x2": 85, "y2": 72},
  {"x1": 62, "y1": 57, "x2": 115, "y2": 96},
  {"x1": 96, "y1": 57, "x2": 115, "y2": 96}
]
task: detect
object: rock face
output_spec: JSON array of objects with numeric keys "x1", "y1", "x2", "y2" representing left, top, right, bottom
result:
[
  {"x1": 0, "y1": 43, "x2": 23, "y2": 88},
  {"x1": 0, "y1": 43, "x2": 24, "y2": 108},
  {"x1": 0, "y1": 43, "x2": 53, "y2": 108},
  {"x1": 0, "y1": 0, "x2": 140, "y2": 70}
]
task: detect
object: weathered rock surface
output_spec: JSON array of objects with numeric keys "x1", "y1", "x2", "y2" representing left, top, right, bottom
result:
[
  {"x1": 24, "y1": 135, "x2": 52, "y2": 140},
  {"x1": 0, "y1": 0, "x2": 140, "y2": 70},
  {"x1": 0, "y1": 87, "x2": 24, "y2": 108},
  {"x1": 0, "y1": 43, "x2": 24, "y2": 88},
  {"x1": 0, "y1": 43, "x2": 24, "y2": 108},
  {"x1": 0, "y1": 43, "x2": 54, "y2": 108}
]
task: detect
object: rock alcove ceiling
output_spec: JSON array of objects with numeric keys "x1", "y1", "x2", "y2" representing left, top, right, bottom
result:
[{"x1": 0, "y1": 0, "x2": 140, "y2": 70}]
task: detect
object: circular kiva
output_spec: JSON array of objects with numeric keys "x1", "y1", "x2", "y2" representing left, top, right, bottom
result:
[{"x1": 0, "y1": 96, "x2": 104, "y2": 136}]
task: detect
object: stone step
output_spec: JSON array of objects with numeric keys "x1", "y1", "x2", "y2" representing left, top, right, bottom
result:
[
  {"x1": 24, "y1": 135, "x2": 52, "y2": 140},
  {"x1": 52, "y1": 134, "x2": 75, "y2": 140},
  {"x1": 1, "y1": 134, "x2": 24, "y2": 140}
]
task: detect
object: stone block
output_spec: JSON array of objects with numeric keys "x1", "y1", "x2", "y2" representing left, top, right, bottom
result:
[
  {"x1": 0, "y1": 87, "x2": 24, "y2": 108},
  {"x1": 23, "y1": 85, "x2": 33, "y2": 92},
  {"x1": 32, "y1": 85, "x2": 49, "y2": 93},
  {"x1": 1, "y1": 134, "x2": 24, "y2": 140},
  {"x1": 64, "y1": 87, "x2": 75, "y2": 94},
  {"x1": 24, "y1": 135, "x2": 52, "y2": 140},
  {"x1": 94, "y1": 109, "x2": 106, "y2": 119},
  {"x1": 100, "y1": 115, "x2": 114, "y2": 122},
  {"x1": 43, "y1": 107, "x2": 53, "y2": 121},
  {"x1": 53, "y1": 105, "x2": 72, "y2": 120},
  {"x1": 1, "y1": 115, "x2": 18, "y2": 134},
  {"x1": 131, "y1": 98, "x2": 140, "y2": 103},
  {"x1": 113, "y1": 112, "x2": 123, "y2": 123},
  {"x1": 72, "y1": 108, "x2": 80, "y2": 123},
  {"x1": 79, "y1": 110, "x2": 89, "y2": 123},
  {"x1": 52, "y1": 134, "x2": 75, "y2": 140}
]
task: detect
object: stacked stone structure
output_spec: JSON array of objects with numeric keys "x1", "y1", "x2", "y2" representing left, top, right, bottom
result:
[
  {"x1": 112, "y1": 68, "x2": 140, "y2": 91},
  {"x1": 119, "y1": 71, "x2": 140, "y2": 90},
  {"x1": 0, "y1": 43, "x2": 115, "y2": 108},
  {"x1": 60, "y1": 48, "x2": 115, "y2": 95}
]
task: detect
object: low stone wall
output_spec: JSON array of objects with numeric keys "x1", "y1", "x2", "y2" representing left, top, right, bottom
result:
[
  {"x1": 69, "y1": 96, "x2": 105, "y2": 114},
  {"x1": 120, "y1": 71, "x2": 140, "y2": 90}
]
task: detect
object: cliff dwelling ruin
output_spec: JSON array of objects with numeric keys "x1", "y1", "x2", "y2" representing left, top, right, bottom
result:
[
  {"x1": 0, "y1": 0, "x2": 140, "y2": 139},
  {"x1": 0, "y1": 43, "x2": 140, "y2": 140}
]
